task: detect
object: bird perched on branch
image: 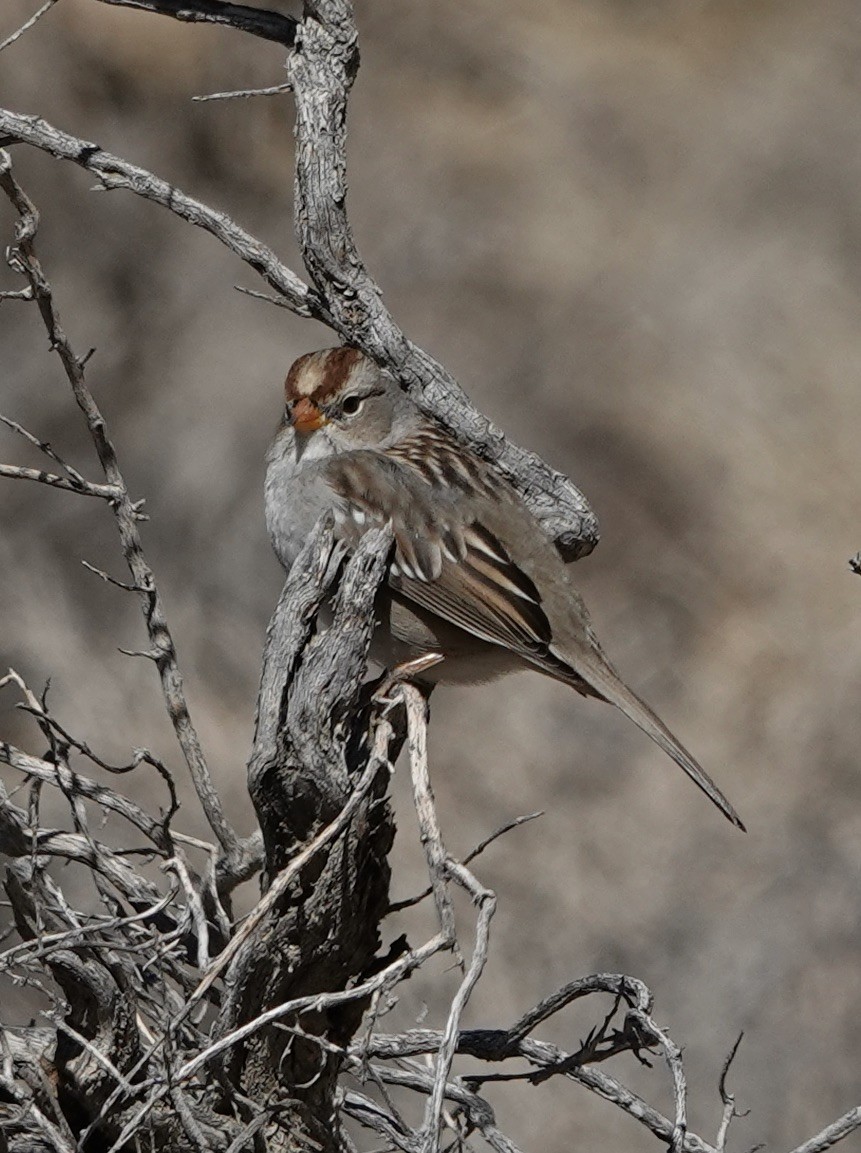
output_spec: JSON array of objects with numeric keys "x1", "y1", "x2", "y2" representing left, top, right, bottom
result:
[{"x1": 265, "y1": 346, "x2": 744, "y2": 829}]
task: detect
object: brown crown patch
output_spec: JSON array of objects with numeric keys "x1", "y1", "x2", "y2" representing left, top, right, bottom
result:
[{"x1": 284, "y1": 346, "x2": 365, "y2": 403}]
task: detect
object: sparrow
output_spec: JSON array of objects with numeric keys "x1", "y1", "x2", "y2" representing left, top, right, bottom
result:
[{"x1": 265, "y1": 346, "x2": 744, "y2": 829}]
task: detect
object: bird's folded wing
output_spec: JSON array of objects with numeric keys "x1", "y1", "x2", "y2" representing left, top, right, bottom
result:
[
  {"x1": 323, "y1": 451, "x2": 555, "y2": 659},
  {"x1": 393, "y1": 522, "x2": 554, "y2": 656}
]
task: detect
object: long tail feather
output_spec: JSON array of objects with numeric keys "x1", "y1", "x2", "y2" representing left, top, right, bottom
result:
[{"x1": 551, "y1": 646, "x2": 745, "y2": 830}]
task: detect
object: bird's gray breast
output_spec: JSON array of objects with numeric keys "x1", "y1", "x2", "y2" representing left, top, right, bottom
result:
[{"x1": 264, "y1": 428, "x2": 338, "y2": 572}]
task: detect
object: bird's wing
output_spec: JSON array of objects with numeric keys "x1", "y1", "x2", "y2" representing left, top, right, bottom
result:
[
  {"x1": 323, "y1": 445, "x2": 746, "y2": 830},
  {"x1": 322, "y1": 447, "x2": 558, "y2": 660}
]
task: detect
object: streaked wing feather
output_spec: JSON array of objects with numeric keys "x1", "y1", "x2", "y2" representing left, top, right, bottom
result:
[
  {"x1": 392, "y1": 552, "x2": 551, "y2": 655},
  {"x1": 322, "y1": 446, "x2": 555, "y2": 658},
  {"x1": 392, "y1": 518, "x2": 554, "y2": 656}
]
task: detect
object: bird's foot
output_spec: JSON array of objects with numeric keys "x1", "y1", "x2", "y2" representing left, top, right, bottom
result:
[{"x1": 372, "y1": 651, "x2": 444, "y2": 708}]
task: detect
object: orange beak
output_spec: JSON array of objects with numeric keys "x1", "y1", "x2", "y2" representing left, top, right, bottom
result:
[{"x1": 291, "y1": 397, "x2": 326, "y2": 434}]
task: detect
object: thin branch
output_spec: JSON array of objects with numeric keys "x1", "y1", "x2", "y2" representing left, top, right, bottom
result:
[
  {"x1": 715, "y1": 1033, "x2": 744, "y2": 1152},
  {"x1": 397, "y1": 683, "x2": 498, "y2": 1150},
  {"x1": 422, "y1": 858, "x2": 496, "y2": 1153},
  {"x1": 401, "y1": 684, "x2": 457, "y2": 950},
  {"x1": 0, "y1": 152, "x2": 238, "y2": 856},
  {"x1": 507, "y1": 972, "x2": 653, "y2": 1045},
  {"x1": 193, "y1": 83, "x2": 293, "y2": 102},
  {"x1": 0, "y1": 0, "x2": 60, "y2": 54},
  {"x1": 0, "y1": 461, "x2": 119, "y2": 498},
  {"x1": 80, "y1": 559, "x2": 144, "y2": 592},
  {"x1": 649, "y1": 1019, "x2": 687, "y2": 1153},
  {"x1": 388, "y1": 811, "x2": 542, "y2": 914},
  {"x1": 786, "y1": 1109, "x2": 861, "y2": 1153},
  {"x1": 0, "y1": 412, "x2": 92, "y2": 484},
  {"x1": 0, "y1": 122, "x2": 317, "y2": 319},
  {"x1": 163, "y1": 854, "x2": 210, "y2": 971},
  {"x1": 92, "y1": 0, "x2": 298, "y2": 45},
  {"x1": 232, "y1": 284, "x2": 295, "y2": 308}
]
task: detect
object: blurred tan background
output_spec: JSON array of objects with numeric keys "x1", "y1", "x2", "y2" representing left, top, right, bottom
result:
[{"x1": 2, "y1": 0, "x2": 861, "y2": 1148}]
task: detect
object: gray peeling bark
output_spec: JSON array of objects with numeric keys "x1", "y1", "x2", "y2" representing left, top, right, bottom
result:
[
  {"x1": 0, "y1": 518, "x2": 399, "y2": 1153},
  {"x1": 213, "y1": 521, "x2": 401, "y2": 1152}
]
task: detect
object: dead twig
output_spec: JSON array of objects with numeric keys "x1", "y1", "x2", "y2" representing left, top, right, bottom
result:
[
  {"x1": 0, "y1": 0, "x2": 60, "y2": 54},
  {"x1": 786, "y1": 1109, "x2": 861, "y2": 1153},
  {"x1": 92, "y1": 0, "x2": 297, "y2": 46},
  {"x1": 0, "y1": 151, "x2": 238, "y2": 856}
]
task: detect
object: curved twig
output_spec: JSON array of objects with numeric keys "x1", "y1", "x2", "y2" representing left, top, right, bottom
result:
[{"x1": 0, "y1": 152, "x2": 238, "y2": 856}]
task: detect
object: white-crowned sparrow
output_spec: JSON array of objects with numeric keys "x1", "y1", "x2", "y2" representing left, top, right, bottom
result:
[{"x1": 265, "y1": 346, "x2": 744, "y2": 829}]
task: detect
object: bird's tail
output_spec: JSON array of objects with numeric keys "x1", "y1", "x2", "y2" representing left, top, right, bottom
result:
[{"x1": 551, "y1": 646, "x2": 745, "y2": 830}]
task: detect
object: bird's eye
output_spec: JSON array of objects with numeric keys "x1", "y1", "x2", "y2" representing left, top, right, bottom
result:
[{"x1": 341, "y1": 395, "x2": 363, "y2": 416}]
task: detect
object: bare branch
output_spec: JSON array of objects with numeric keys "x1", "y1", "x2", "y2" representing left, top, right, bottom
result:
[
  {"x1": 0, "y1": 0, "x2": 60, "y2": 54},
  {"x1": 0, "y1": 153, "x2": 238, "y2": 856},
  {"x1": 715, "y1": 1032, "x2": 744, "y2": 1152},
  {"x1": 649, "y1": 1018, "x2": 687, "y2": 1153},
  {"x1": 0, "y1": 412, "x2": 95, "y2": 486},
  {"x1": 401, "y1": 684, "x2": 457, "y2": 950},
  {"x1": 193, "y1": 83, "x2": 293, "y2": 102},
  {"x1": 388, "y1": 810, "x2": 542, "y2": 914},
  {"x1": 0, "y1": 742, "x2": 169, "y2": 848},
  {"x1": 786, "y1": 1109, "x2": 861, "y2": 1153},
  {"x1": 92, "y1": 0, "x2": 297, "y2": 45},
  {"x1": 0, "y1": 125, "x2": 317, "y2": 319},
  {"x1": 507, "y1": 972, "x2": 653, "y2": 1044},
  {"x1": 422, "y1": 857, "x2": 496, "y2": 1153},
  {"x1": 0, "y1": 461, "x2": 118, "y2": 498}
]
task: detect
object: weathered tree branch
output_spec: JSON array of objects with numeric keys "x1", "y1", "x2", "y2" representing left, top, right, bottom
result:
[
  {"x1": 213, "y1": 522, "x2": 399, "y2": 1152},
  {"x1": 94, "y1": 0, "x2": 298, "y2": 45},
  {"x1": 0, "y1": 150, "x2": 238, "y2": 858},
  {"x1": 0, "y1": 0, "x2": 59, "y2": 54},
  {"x1": 0, "y1": 114, "x2": 320, "y2": 318}
]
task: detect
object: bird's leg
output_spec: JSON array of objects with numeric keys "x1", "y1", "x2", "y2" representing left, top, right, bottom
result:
[{"x1": 372, "y1": 651, "x2": 444, "y2": 706}]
